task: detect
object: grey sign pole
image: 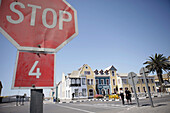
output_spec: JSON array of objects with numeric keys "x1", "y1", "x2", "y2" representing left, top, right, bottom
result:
[
  {"x1": 30, "y1": 89, "x2": 43, "y2": 113},
  {"x1": 130, "y1": 72, "x2": 140, "y2": 107},
  {"x1": 141, "y1": 67, "x2": 154, "y2": 107}
]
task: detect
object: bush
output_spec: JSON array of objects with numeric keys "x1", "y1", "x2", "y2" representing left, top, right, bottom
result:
[{"x1": 94, "y1": 94, "x2": 104, "y2": 99}]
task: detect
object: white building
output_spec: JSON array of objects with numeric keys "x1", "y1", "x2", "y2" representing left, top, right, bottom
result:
[{"x1": 57, "y1": 71, "x2": 88, "y2": 100}]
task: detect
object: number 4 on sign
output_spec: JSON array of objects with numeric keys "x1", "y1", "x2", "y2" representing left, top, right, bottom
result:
[{"x1": 29, "y1": 61, "x2": 41, "y2": 78}]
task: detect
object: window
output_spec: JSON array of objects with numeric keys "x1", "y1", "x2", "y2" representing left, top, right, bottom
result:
[
  {"x1": 138, "y1": 87, "x2": 140, "y2": 92},
  {"x1": 112, "y1": 71, "x2": 115, "y2": 76},
  {"x1": 148, "y1": 86, "x2": 150, "y2": 91},
  {"x1": 122, "y1": 79, "x2": 127, "y2": 84},
  {"x1": 68, "y1": 90, "x2": 70, "y2": 98},
  {"x1": 105, "y1": 70, "x2": 109, "y2": 75},
  {"x1": 82, "y1": 89, "x2": 86, "y2": 96},
  {"x1": 106, "y1": 79, "x2": 109, "y2": 85},
  {"x1": 75, "y1": 89, "x2": 79, "y2": 97},
  {"x1": 113, "y1": 79, "x2": 115, "y2": 85},
  {"x1": 142, "y1": 79, "x2": 144, "y2": 83},
  {"x1": 66, "y1": 91, "x2": 67, "y2": 98},
  {"x1": 72, "y1": 79, "x2": 75, "y2": 84},
  {"x1": 85, "y1": 66, "x2": 88, "y2": 69},
  {"x1": 108, "y1": 89, "x2": 110, "y2": 95},
  {"x1": 87, "y1": 79, "x2": 90, "y2": 85},
  {"x1": 153, "y1": 86, "x2": 155, "y2": 91},
  {"x1": 91, "y1": 79, "x2": 93, "y2": 85},
  {"x1": 101, "y1": 79, "x2": 104, "y2": 85},
  {"x1": 131, "y1": 87, "x2": 133, "y2": 93},
  {"x1": 143, "y1": 87, "x2": 146, "y2": 92},
  {"x1": 146, "y1": 79, "x2": 149, "y2": 83},
  {"x1": 84, "y1": 71, "x2": 90, "y2": 75},
  {"x1": 96, "y1": 79, "x2": 99, "y2": 85},
  {"x1": 151, "y1": 79, "x2": 154, "y2": 83},
  {"x1": 82, "y1": 78, "x2": 86, "y2": 85},
  {"x1": 89, "y1": 89, "x2": 93, "y2": 96},
  {"x1": 76, "y1": 79, "x2": 80, "y2": 84}
]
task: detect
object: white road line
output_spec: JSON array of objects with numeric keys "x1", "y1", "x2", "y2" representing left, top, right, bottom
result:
[
  {"x1": 70, "y1": 103, "x2": 130, "y2": 109},
  {"x1": 56, "y1": 104, "x2": 95, "y2": 113}
]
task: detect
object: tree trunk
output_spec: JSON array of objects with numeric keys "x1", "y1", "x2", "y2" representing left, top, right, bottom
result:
[{"x1": 156, "y1": 71, "x2": 165, "y2": 92}]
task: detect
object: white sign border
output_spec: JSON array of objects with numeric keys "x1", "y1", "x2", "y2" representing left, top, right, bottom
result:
[
  {"x1": 11, "y1": 51, "x2": 56, "y2": 89},
  {"x1": 0, "y1": 0, "x2": 78, "y2": 53}
]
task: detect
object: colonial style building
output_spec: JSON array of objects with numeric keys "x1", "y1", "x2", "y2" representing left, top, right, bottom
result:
[
  {"x1": 117, "y1": 73, "x2": 156, "y2": 94},
  {"x1": 94, "y1": 65, "x2": 117, "y2": 95},
  {"x1": 51, "y1": 64, "x2": 157, "y2": 100}
]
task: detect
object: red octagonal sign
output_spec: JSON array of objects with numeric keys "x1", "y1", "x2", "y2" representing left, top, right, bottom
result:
[{"x1": 0, "y1": 0, "x2": 78, "y2": 52}]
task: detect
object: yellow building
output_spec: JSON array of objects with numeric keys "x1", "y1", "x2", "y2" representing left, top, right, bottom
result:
[
  {"x1": 104, "y1": 65, "x2": 118, "y2": 94},
  {"x1": 154, "y1": 74, "x2": 170, "y2": 92},
  {"x1": 117, "y1": 73, "x2": 156, "y2": 94},
  {"x1": 78, "y1": 64, "x2": 96, "y2": 98}
]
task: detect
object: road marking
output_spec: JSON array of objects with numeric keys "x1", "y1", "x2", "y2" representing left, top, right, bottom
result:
[
  {"x1": 69, "y1": 103, "x2": 130, "y2": 109},
  {"x1": 56, "y1": 104, "x2": 95, "y2": 113}
]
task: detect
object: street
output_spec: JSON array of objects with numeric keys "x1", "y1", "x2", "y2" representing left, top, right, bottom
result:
[{"x1": 0, "y1": 95, "x2": 170, "y2": 113}]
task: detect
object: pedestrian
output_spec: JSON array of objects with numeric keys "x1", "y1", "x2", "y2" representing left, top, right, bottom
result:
[
  {"x1": 16, "y1": 95, "x2": 19, "y2": 106},
  {"x1": 72, "y1": 93, "x2": 74, "y2": 100},
  {"x1": 125, "y1": 87, "x2": 132, "y2": 104},
  {"x1": 21, "y1": 95, "x2": 25, "y2": 105},
  {"x1": 18, "y1": 96, "x2": 21, "y2": 106},
  {"x1": 119, "y1": 88, "x2": 124, "y2": 105}
]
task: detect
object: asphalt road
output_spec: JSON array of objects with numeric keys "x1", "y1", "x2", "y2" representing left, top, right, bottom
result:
[{"x1": 0, "y1": 95, "x2": 170, "y2": 113}]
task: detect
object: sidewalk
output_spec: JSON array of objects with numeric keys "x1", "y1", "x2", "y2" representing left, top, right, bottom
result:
[{"x1": 118, "y1": 101, "x2": 170, "y2": 113}]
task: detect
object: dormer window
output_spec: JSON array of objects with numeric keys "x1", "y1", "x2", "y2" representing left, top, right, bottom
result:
[
  {"x1": 100, "y1": 70, "x2": 104, "y2": 75},
  {"x1": 94, "y1": 69, "x2": 98, "y2": 75},
  {"x1": 105, "y1": 70, "x2": 109, "y2": 75}
]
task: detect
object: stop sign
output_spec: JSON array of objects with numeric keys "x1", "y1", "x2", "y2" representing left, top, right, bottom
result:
[{"x1": 0, "y1": 0, "x2": 78, "y2": 52}]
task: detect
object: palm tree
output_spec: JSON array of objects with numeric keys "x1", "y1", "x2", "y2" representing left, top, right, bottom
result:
[{"x1": 143, "y1": 53, "x2": 170, "y2": 92}]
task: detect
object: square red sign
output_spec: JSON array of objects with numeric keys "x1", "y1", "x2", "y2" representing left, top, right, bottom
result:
[{"x1": 12, "y1": 51, "x2": 55, "y2": 89}]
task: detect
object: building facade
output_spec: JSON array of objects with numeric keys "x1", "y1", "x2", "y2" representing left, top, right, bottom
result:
[
  {"x1": 52, "y1": 64, "x2": 157, "y2": 100},
  {"x1": 117, "y1": 73, "x2": 156, "y2": 94}
]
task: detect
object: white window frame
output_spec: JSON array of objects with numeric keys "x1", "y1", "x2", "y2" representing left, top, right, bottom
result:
[
  {"x1": 82, "y1": 78, "x2": 86, "y2": 85},
  {"x1": 82, "y1": 88, "x2": 86, "y2": 96},
  {"x1": 72, "y1": 79, "x2": 75, "y2": 84}
]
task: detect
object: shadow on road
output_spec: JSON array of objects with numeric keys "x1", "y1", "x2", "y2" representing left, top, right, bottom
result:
[{"x1": 141, "y1": 103, "x2": 167, "y2": 107}]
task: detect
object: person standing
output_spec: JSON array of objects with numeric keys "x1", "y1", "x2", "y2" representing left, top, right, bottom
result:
[
  {"x1": 119, "y1": 88, "x2": 124, "y2": 105},
  {"x1": 125, "y1": 87, "x2": 132, "y2": 104},
  {"x1": 16, "y1": 95, "x2": 19, "y2": 106}
]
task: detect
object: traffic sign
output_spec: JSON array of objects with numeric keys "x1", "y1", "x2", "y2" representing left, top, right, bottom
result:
[
  {"x1": 12, "y1": 51, "x2": 55, "y2": 89},
  {"x1": 127, "y1": 72, "x2": 139, "y2": 107},
  {"x1": 139, "y1": 67, "x2": 154, "y2": 107},
  {"x1": 127, "y1": 72, "x2": 138, "y2": 85},
  {"x1": 0, "y1": 0, "x2": 78, "y2": 52},
  {"x1": 140, "y1": 67, "x2": 150, "y2": 76}
]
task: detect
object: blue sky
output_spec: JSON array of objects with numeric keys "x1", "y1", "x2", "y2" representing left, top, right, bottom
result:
[{"x1": 0, "y1": 0, "x2": 170, "y2": 96}]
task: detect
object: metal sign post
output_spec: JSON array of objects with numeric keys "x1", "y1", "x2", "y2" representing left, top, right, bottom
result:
[
  {"x1": 140, "y1": 67, "x2": 154, "y2": 107},
  {"x1": 30, "y1": 89, "x2": 43, "y2": 113},
  {"x1": 128, "y1": 72, "x2": 139, "y2": 107}
]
